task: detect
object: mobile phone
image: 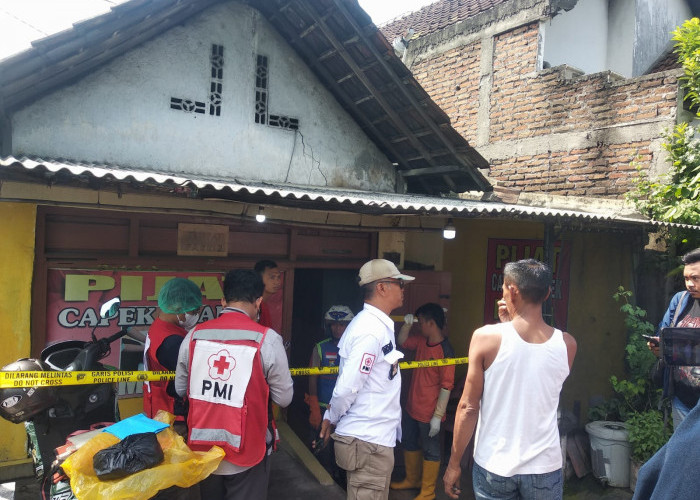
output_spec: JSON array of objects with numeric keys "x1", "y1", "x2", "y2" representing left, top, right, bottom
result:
[
  {"x1": 641, "y1": 334, "x2": 659, "y2": 346},
  {"x1": 312, "y1": 437, "x2": 327, "y2": 455}
]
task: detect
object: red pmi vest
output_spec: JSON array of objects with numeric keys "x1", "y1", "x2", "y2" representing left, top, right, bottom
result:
[
  {"x1": 143, "y1": 318, "x2": 186, "y2": 420},
  {"x1": 186, "y1": 310, "x2": 270, "y2": 467}
]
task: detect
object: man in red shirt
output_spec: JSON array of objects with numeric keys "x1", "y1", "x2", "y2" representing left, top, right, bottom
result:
[
  {"x1": 392, "y1": 303, "x2": 454, "y2": 500},
  {"x1": 254, "y1": 260, "x2": 282, "y2": 328}
]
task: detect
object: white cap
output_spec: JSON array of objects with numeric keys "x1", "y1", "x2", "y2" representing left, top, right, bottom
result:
[
  {"x1": 358, "y1": 259, "x2": 415, "y2": 286},
  {"x1": 325, "y1": 305, "x2": 354, "y2": 322}
]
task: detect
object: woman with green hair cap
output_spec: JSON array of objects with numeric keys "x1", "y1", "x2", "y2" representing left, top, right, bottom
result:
[{"x1": 143, "y1": 278, "x2": 203, "y2": 422}]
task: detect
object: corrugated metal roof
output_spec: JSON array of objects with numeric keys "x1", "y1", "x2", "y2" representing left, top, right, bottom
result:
[
  {"x1": 0, "y1": 0, "x2": 490, "y2": 195},
  {"x1": 2, "y1": 156, "x2": 696, "y2": 232}
]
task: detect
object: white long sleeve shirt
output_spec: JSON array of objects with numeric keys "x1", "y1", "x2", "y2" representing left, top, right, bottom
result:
[{"x1": 323, "y1": 303, "x2": 402, "y2": 447}]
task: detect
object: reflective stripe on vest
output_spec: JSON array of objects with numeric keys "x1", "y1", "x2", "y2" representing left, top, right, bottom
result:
[
  {"x1": 316, "y1": 338, "x2": 339, "y2": 407},
  {"x1": 186, "y1": 312, "x2": 270, "y2": 467},
  {"x1": 193, "y1": 329, "x2": 263, "y2": 343},
  {"x1": 190, "y1": 427, "x2": 242, "y2": 449}
]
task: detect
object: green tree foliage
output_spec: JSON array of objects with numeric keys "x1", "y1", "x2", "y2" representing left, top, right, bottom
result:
[
  {"x1": 675, "y1": 18, "x2": 700, "y2": 112},
  {"x1": 630, "y1": 123, "x2": 700, "y2": 226},
  {"x1": 629, "y1": 18, "x2": 700, "y2": 245}
]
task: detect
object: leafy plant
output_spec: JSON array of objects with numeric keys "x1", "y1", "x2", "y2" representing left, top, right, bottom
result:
[
  {"x1": 588, "y1": 287, "x2": 670, "y2": 463},
  {"x1": 588, "y1": 287, "x2": 661, "y2": 421},
  {"x1": 613, "y1": 288, "x2": 657, "y2": 382},
  {"x1": 588, "y1": 396, "x2": 623, "y2": 422},
  {"x1": 626, "y1": 410, "x2": 670, "y2": 463}
]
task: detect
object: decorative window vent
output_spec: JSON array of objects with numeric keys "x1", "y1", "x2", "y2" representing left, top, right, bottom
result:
[
  {"x1": 255, "y1": 55, "x2": 269, "y2": 125},
  {"x1": 209, "y1": 44, "x2": 224, "y2": 116},
  {"x1": 171, "y1": 44, "x2": 224, "y2": 117},
  {"x1": 254, "y1": 54, "x2": 300, "y2": 131},
  {"x1": 170, "y1": 98, "x2": 206, "y2": 114},
  {"x1": 269, "y1": 115, "x2": 299, "y2": 130}
]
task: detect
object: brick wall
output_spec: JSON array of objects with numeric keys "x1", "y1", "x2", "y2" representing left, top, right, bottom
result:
[
  {"x1": 490, "y1": 141, "x2": 652, "y2": 196},
  {"x1": 409, "y1": 22, "x2": 679, "y2": 198},
  {"x1": 490, "y1": 24, "x2": 677, "y2": 141},
  {"x1": 412, "y1": 40, "x2": 482, "y2": 145}
]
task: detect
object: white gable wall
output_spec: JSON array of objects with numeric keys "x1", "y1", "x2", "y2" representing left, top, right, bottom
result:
[{"x1": 11, "y1": 1, "x2": 397, "y2": 192}]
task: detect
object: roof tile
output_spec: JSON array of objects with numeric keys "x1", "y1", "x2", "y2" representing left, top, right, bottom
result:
[{"x1": 380, "y1": 0, "x2": 508, "y2": 42}]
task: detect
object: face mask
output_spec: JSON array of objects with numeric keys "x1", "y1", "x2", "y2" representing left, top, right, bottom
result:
[{"x1": 178, "y1": 312, "x2": 200, "y2": 330}]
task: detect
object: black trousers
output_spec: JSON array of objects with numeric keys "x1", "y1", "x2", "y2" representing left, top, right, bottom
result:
[
  {"x1": 150, "y1": 422, "x2": 201, "y2": 500},
  {"x1": 199, "y1": 453, "x2": 271, "y2": 500}
]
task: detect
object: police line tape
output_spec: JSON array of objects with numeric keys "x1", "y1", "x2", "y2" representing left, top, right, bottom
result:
[
  {"x1": 0, "y1": 357, "x2": 469, "y2": 389},
  {"x1": 288, "y1": 357, "x2": 468, "y2": 377}
]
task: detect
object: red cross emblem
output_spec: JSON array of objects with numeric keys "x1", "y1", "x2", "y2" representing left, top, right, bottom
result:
[
  {"x1": 213, "y1": 356, "x2": 229, "y2": 374},
  {"x1": 208, "y1": 350, "x2": 236, "y2": 380}
]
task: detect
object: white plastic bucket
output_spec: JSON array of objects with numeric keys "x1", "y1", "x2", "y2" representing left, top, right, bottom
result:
[{"x1": 585, "y1": 420, "x2": 630, "y2": 487}]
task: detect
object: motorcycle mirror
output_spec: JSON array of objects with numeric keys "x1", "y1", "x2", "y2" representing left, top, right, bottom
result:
[{"x1": 100, "y1": 297, "x2": 121, "y2": 319}]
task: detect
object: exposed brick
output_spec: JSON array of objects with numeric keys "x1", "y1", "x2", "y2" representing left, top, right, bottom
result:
[{"x1": 408, "y1": 20, "x2": 677, "y2": 198}]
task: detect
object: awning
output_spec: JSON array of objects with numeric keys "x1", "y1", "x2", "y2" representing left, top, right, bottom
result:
[{"x1": 1, "y1": 156, "x2": 696, "y2": 232}]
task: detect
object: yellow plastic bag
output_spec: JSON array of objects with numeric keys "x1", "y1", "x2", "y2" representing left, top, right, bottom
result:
[{"x1": 62, "y1": 411, "x2": 225, "y2": 500}]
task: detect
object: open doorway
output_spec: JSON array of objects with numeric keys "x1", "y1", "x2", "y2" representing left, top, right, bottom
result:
[
  {"x1": 286, "y1": 268, "x2": 363, "y2": 451},
  {"x1": 284, "y1": 268, "x2": 453, "y2": 452}
]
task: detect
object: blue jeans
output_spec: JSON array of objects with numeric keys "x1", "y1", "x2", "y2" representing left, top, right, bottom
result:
[
  {"x1": 672, "y1": 396, "x2": 691, "y2": 430},
  {"x1": 401, "y1": 413, "x2": 441, "y2": 461},
  {"x1": 472, "y1": 462, "x2": 563, "y2": 500}
]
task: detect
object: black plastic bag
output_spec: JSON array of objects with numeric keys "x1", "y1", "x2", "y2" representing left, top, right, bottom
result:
[{"x1": 93, "y1": 432, "x2": 164, "y2": 480}]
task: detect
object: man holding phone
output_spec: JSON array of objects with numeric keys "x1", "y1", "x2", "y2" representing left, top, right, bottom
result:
[
  {"x1": 643, "y1": 334, "x2": 659, "y2": 347},
  {"x1": 649, "y1": 248, "x2": 700, "y2": 428}
]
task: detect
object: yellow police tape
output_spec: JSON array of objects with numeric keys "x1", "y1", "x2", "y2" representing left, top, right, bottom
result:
[
  {"x1": 288, "y1": 357, "x2": 468, "y2": 377},
  {"x1": 0, "y1": 357, "x2": 468, "y2": 389}
]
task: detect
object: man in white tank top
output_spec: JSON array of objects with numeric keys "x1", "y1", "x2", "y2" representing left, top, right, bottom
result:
[{"x1": 443, "y1": 259, "x2": 577, "y2": 500}]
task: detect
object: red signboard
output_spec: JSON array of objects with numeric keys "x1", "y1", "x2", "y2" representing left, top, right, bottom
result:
[
  {"x1": 483, "y1": 239, "x2": 571, "y2": 329},
  {"x1": 45, "y1": 269, "x2": 284, "y2": 397}
]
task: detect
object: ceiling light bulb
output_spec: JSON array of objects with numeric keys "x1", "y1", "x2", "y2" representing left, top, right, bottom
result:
[
  {"x1": 255, "y1": 206, "x2": 266, "y2": 223},
  {"x1": 443, "y1": 218, "x2": 456, "y2": 240}
]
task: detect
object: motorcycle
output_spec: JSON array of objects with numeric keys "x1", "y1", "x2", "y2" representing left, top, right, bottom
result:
[{"x1": 0, "y1": 297, "x2": 136, "y2": 499}]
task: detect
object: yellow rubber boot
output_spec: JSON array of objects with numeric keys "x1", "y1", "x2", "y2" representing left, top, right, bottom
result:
[
  {"x1": 413, "y1": 460, "x2": 440, "y2": 500},
  {"x1": 390, "y1": 450, "x2": 423, "y2": 490}
]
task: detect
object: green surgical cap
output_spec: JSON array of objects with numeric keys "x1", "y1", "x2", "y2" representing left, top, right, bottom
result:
[{"x1": 158, "y1": 278, "x2": 202, "y2": 314}]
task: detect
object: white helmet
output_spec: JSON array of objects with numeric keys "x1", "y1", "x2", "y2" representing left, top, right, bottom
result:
[{"x1": 324, "y1": 305, "x2": 354, "y2": 323}]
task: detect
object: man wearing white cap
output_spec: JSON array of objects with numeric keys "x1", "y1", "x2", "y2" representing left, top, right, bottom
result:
[{"x1": 319, "y1": 259, "x2": 414, "y2": 500}]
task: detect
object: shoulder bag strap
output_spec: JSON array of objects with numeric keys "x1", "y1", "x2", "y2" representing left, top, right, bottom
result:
[{"x1": 671, "y1": 291, "x2": 690, "y2": 327}]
